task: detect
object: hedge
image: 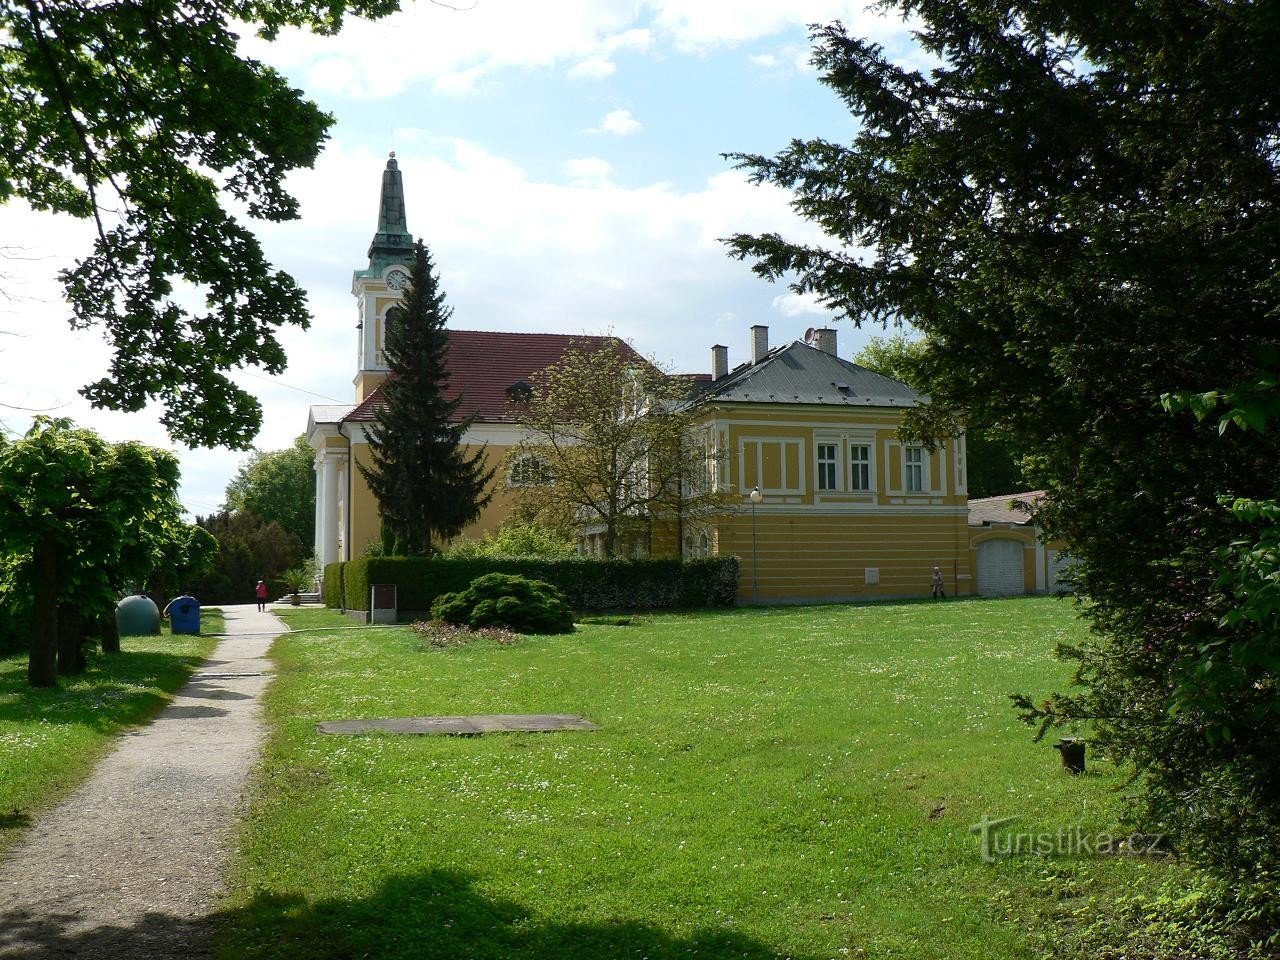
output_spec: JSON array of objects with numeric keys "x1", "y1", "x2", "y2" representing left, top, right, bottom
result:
[
  {"x1": 323, "y1": 555, "x2": 739, "y2": 614},
  {"x1": 322, "y1": 561, "x2": 344, "y2": 609}
]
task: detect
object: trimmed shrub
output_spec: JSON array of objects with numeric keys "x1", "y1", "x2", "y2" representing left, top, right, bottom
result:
[
  {"x1": 326, "y1": 555, "x2": 739, "y2": 613},
  {"x1": 322, "y1": 562, "x2": 344, "y2": 608},
  {"x1": 431, "y1": 574, "x2": 575, "y2": 634}
]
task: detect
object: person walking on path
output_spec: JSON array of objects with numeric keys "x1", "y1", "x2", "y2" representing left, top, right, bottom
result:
[
  {"x1": 255, "y1": 579, "x2": 269, "y2": 612},
  {"x1": 931, "y1": 566, "x2": 946, "y2": 600}
]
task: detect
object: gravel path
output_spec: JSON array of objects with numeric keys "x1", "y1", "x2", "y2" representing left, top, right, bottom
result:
[{"x1": 0, "y1": 604, "x2": 286, "y2": 959}]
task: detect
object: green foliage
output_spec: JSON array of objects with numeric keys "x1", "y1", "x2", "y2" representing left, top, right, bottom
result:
[
  {"x1": 728, "y1": 10, "x2": 1280, "y2": 883},
  {"x1": 1052, "y1": 872, "x2": 1279, "y2": 960},
  {"x1": 0, "y1": 0, "x2": 401, "y2": 447},
  {"x1": 360, "y1": 240, "x2": 494, "y2": 556},
  {"x1": 280, "y1": 565, "x2": 313, "y2": 595},
  {"x1": 445, "y1": 519, "x2": 577, "y2": 559},
  {"x1": 510, "y1": 339, "x2": 737, "y2": 557},
  {"x1": 852, "y1": 335, "x2": 1028, "y2": 497},
  {"x1": 225, "y1": 436, "x2": 316, "y2": 548},
  {"x1": 190, "y1": 510, "x2": 304, "y2": 604},
  {"x1": 0, "y1": 552, "x2": 27, "y2": 656},
  {"x1": 322, "y1": 561, "x2": 344, "y2": 608},
  {"x1": 326, "y1": 555, "x2": 739, "y2": 613},
  {"x1": 0, "y1": 418, "x2": 190, "y2": 683},
  {"x1": 430, "y1": 573, "x2": 574, "y2": 634}
]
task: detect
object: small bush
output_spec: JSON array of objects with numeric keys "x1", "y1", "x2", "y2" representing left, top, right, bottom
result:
[
  {"x1": 446, "y1": 519, "x2": 577, "y2": 559},
  {"x1": 430, "y1": 573, "x2": 575, "y2": 634}
]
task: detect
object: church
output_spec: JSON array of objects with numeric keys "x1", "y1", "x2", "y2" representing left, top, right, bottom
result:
[{"x1": 308, "y1": 156, "x2": 1068, "y2": 602}]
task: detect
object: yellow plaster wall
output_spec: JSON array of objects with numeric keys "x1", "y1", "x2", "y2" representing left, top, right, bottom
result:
[
  {"x1": 717, "y1": 511, "x2": 973, "y2": 602},
  {"x1": 697, "y1": 406, "x2": 973, "y2": 601},
  {"x1": 345, "y1": 440, "x2": 519, "y2": 557}
]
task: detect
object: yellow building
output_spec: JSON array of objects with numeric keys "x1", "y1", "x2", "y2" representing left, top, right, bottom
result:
[
  {"x1": 310, "y1": 156, "x2": 1065, "y2": 603},
  {"x1": 967, "y1": 492, "x2": 1073, "y2": 596},
  {"x1": 307, "y1": 155, "x2": 638, "y2": 564},
  {"x1": 669, "y1": 326, "x2": 975, "y2": 603}
]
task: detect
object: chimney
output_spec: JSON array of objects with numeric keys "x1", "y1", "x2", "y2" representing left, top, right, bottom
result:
[
  {"x1": 814, "y1": 327, "x2": 837, "y2": 355},
  {"x1": 750, "y1": 324, "x2": 769, "y2": 364},
  {"x1": 712, "y1": 344, "x2": 729, "y2": 381}
]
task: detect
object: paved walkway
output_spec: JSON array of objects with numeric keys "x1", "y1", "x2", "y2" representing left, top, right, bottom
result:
[{"x1": 0, "y1": 605, "x2": 286, "y2": 959}]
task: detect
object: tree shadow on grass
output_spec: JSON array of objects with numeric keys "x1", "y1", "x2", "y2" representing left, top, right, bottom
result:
[
  {"x1": 0, "y1": 868, "x2": 826, "y2": 960},
  {"x1": 0, "y1": 650, "x2": 208, "y2": 732}
]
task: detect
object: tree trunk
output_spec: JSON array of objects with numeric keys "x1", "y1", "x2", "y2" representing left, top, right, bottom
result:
[
  {"x1": 57, "y1": 602, "x2": 86, "y2": 676},
  {"x1": 28, "y1": 535, "x2": 59, "y2": 688},
  {"x1": 100, "y1": 611, "x2": 121, "y2": 654}
]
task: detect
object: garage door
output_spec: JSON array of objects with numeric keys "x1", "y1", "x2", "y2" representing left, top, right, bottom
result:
[
  {"x1": 977, "y1": 539, "x2": 1025, "y2": 596},
  {"x1": 1047, "y1": 549, "x2": 1075, "y2": 592}
]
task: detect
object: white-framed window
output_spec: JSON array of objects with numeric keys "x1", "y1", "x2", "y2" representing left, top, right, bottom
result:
[
  {"x1": 904, "y1": 446, "x2": 925, "y2": 492},
  {"x1": 849, "y1": 444, "x2": 871, "y2": 491},
  {"x1": 816, "y1": 443, "x2": 838, "y2": 491},
  {"x1": 509, "y1": 454, "x2": 554, "y2": 487}
]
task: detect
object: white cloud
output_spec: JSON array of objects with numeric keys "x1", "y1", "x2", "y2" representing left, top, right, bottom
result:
[
  {"x1": 650, "y1": 0, "x2": 913, "y2": 52},
  {"x1": 245, "y1": 1, "x2": 645, "y2": 100},
  {"x1": 771, "y1": 291, "x2": 831, "y2": 318},
  {"x1": 568, "y1": 57, "x2": 616, "y2": 80},
  {"x1": 749, "y1": 53, "x2": 778, "y2": 69},
  {"x1": 242, "y1": 3, "x2": 912, "y2": 102},
  {"x1": 593, "y1": 108, "x2": 642, "y2": 137},
  {"x1": 564, "y1": 156, "x2": 613, "y2": 182}
]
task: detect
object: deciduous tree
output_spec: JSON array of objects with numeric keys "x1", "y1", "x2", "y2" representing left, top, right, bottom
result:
[
  {"x1": 225, "y1": 435, "x2": 316, "y2": 549},
  {"x1": 727, "y1": 8, "x2": 1280, "y2": 880},
  {"x1": 0, "y1": 418, "x2": 192, "y2": 685},
  {"x1": 509, "y1": 340, "x2": 733, "y2": 558},
  {"x1": 0, "y1": 0, "x2": 400, "y2": 447}
]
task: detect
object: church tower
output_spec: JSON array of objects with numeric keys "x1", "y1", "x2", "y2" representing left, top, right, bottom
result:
[{"x1": 352, "y1": 152, "x2": 414, "y2": 402}]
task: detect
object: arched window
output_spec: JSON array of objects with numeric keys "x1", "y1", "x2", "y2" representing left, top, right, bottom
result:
[
  {"x1": 384, "y1": 306, "x2": 405, "y2": 337},
  {"x1": 378, "y1": 306, "x2": 405, "y2": 364},
  {"x1": 509, "y1": 454, "x2": 554, "y2": 487}
]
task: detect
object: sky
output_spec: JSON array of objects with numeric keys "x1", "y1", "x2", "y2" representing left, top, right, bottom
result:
[{"x1": 0, "y1": 0, "x2": 923, "y2": 520}]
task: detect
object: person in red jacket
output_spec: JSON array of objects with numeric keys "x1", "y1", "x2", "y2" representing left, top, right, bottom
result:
[{"x1": 255, "y1": 580, "x2": 269, "y2": 612}]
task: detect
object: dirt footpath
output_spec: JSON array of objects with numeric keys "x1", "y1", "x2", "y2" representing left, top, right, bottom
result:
[{"x1": 0, "y1": 605, "x2": 285, "y2": 959}]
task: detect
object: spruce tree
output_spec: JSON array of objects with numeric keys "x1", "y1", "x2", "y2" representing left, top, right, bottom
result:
[{"x1": 360, "y1": 240, "x2": 494, "y2": 556}]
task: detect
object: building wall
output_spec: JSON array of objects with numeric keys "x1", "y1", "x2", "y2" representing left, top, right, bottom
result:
[
  {"x1": 717, "y1": 511, "x2": 972, "y2": 602},
  {"x1": 695, "y1": 404, "x2": 973, "y2": 602},
  {"x1": 969, "y1": 525, "x2": 1071, "y2": 595},
  {"x1": 341, "y1": 424, "x2": 523, "y2": 558}
]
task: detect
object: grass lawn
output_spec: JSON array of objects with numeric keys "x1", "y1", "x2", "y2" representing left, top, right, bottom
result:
[
  {"x1": 0, "y1": 609, "x2": 223, "y2": 856},
  {"x1": 224, "y1": 597, "x2": 1175, "y2": 960}
]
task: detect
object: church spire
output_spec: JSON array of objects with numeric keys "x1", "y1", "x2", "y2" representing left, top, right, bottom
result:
[{"x1": 366, "y1": 151, "x2": 413, "y2": 272}]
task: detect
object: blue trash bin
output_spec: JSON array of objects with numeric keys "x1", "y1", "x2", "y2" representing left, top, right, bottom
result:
[{"x1": 165, "y1": 595, "x2": 200, "y2": 635}]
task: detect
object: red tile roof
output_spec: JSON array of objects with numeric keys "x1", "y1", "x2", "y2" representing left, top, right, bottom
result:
[{"x1": 344, "y1": 329, "x2": 644, "y2": 424}]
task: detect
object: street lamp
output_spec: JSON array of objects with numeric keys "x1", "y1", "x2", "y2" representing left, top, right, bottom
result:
[{"x1": 749, "y1": 485, "x2": 763, "y2": 604}]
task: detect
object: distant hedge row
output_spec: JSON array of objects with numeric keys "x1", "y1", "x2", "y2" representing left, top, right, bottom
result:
[{"x1": 323, "y1": 556, "x2": 739, "y2": 614}]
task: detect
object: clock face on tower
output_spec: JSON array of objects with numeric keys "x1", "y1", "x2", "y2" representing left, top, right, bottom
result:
[{"x1": 386, "y1": 269, "x2": 409, "y2": 291}]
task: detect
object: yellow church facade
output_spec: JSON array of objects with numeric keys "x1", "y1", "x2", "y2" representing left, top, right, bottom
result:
[{"x1": 308, "y1": 156, "x2": 1067, "y2": 604}]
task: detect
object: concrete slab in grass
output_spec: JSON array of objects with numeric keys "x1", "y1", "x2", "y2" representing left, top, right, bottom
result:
[{"x1": 317, "y1": 714, "x2": 599, "y2": 736}]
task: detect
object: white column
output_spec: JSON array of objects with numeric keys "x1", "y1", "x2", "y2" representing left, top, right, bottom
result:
[
  {"x1": 335, "y1": 453, "x2": 349, "y2": 560},
  {"x1": 320, "y1": 453, "x2": 341, "y2": 565},
  {"x1": 313, "y1": 455, "x2": 325, "y2": 561}
]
